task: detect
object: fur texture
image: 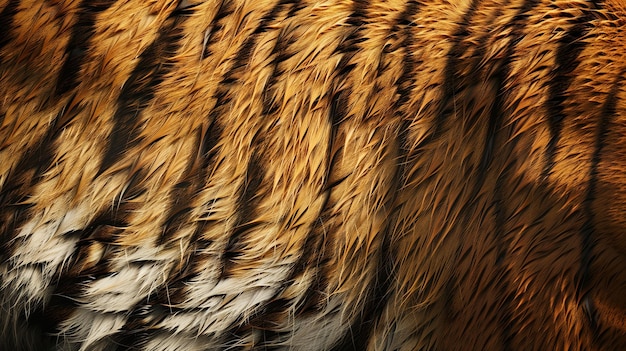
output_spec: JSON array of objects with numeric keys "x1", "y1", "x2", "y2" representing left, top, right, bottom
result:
[{"x1": 1, "y1": 0, "x2": 626, "y2": 350}]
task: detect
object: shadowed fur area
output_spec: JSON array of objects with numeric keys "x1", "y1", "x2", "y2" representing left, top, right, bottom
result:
[{"x1": 2, "y1": 0, "x2": 626, "y2": 350}]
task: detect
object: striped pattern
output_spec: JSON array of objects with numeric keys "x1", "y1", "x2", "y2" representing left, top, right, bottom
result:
[{"x1": 1, "y1": 0, "x2": 626, "y2": 350}]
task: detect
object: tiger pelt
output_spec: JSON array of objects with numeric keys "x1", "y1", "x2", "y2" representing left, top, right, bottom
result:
[{"x1": 1, "y1": 0, "x2": 626, "y2": 350}]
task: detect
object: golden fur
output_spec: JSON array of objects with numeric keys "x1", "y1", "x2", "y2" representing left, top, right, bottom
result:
[{"x1": 1, "y1": 0, "x2": 626, "y2": 349}]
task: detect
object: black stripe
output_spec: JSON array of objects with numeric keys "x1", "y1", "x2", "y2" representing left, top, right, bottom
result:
[
  {"x1": 390, "y1": 0, "x2": 419, "y2": 120},
  {"x1": 480, "y1": 3, "x2": 540, "y2": 347},
  {"x1": 334, "y1": 2, "x2": 421, "y2": 350},
  {"x1": 123, "y1": 0, "x2": 280, "y2": 318},
  {"x1": 413, "y1": 1, "x2": 544, "y2": 348},
  {"x1": 228, "y1": 1, "x2": 330, "y2": 344},
  {"x1": 158, "y1": 121, "x2": 222, "y2": 246},
  {"x1": 579, "y1": 69, "x2": 624, "y2": 335},
  {"x1": 436, "y1": 0, "x2": 480, "y2": 131},
  {"x1": 255, "y1": 0, "x2": 376, "y2": 341},
  {"x1": 0, "y1": 105, "x2": 72, "y2": 261},
  {"x1": 0, "y1": 0, "x2": 19, "y2": 56},
  {"x1": 261, "y1": 3, "x2": 299, "y2": 116},
  {"x1": 140, "y1": 0, "x2": 236, "y2": 307},
  {"x1": 479, "y1": 0, "x2": 542, "y2": 174},
  {"x1": 331, "y1": 0, "x2": 370, "y2": 90},
  {"x1": 417, "y1": 2, "x2": 480, "y2": 344},
  {"x1": 542, "y1": 0, "x2": 604, "y2": 179},
  {"x1": 486, "y1": 2, "x2": 542, "y2": 346},
  {"x1": 291, "y1": 106, "x2": 345, "y2": 320},
  {"x1": 477, "y1": 6, "x2": 506, "y2": 174},
  {"x1": 0, "y1": 98, "x2": 96, "y2": 339},
  {"x1": 201, "y1": 0, "x2": 232, "y2": 60},
  {"x1": 409, "y1": 0, "x2": 482, "y2": 154},
  {"x1": 328, "y1": 2, "x2": 437, "y2": 350},
  {"x1": 205, "y1": 0, "x2": 293, "y2": 277},
  {"x1": 209, "y1": 0, "x2": 288, "y2": 122},
  {"x1": 327, "y1": 0, "x2": 371, "y2": 129},
  {"x1": 221, "y1": 0, "x2": 293, "y2": 81},
  {"x1": 54, "y1": 0, "x2": 117, "y2": 97},
  {"x1": 98, "y1": 10, "x2": 187, "y2": 174},
  {"x1": 43, "y1": 0, "x2": 177, "y2": 322},
  {"x1": 136, "y1": 0, "x2": 289, "y2": 311},
  {"x1": 105, "y1": 4, "x2": 217, "y2": 342},
  {"x1": 385, "y1": 0, "x2": 419, "y2": 194},
  {"x1": 455, "y1": 2, "x2": 507, "y2": 348},
  {"x1": 221, "y1": 152, "x2": 265, "y2": 277},
  {"x1": 117, "y1": 135, "x2": 207, "y2": 336}
]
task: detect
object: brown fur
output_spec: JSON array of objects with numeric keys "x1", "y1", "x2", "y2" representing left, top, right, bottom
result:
[{"x1": 1, "y1": 0, "x2": 626, "y2": 350}]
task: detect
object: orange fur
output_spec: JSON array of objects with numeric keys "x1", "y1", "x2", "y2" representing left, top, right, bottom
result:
[{"x1": 1, "y1": 0, "x2": 626, "y2": 349}]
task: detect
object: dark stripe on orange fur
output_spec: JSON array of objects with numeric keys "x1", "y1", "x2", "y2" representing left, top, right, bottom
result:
[
  {"x1": 0, "y1": 0, "x2": 19, "y2": 58},
  {"x1": 477, "y1": 7, "x2": 504, "y2": 173},
  {"x1": 278, "y1": 39, "x2": 336, "y2": 290},
  {"x1": 279, "y1": 0, "x2": 376, "y2": 337},
  {"x1": 54, "y1": 0, "x2": 117, "y2": 97},
  {"x1": 221, "y1": 0, "x2": 290, "y2": 84},
  {"x1": 221, "y1": 153, "x2": 265, "y2": 277},
  {"x1": 459, "y1": 5, "x2": 506, "y2": 347},
  {"x1": 387, "y1": 0, "x2": 419, "y2": 163},
  {"x1": 159, "y1": 124, "x2": 219, "y2": 246},
  {"x1": 431, "y1": 2, "x2": 543, "y2": 347},
  {"x1": 438, "y1": 3, "x2": 509, "y2": 347},
  {"x1": 331, "y1": 0, "x2": 370, "y2": 90},
  {"x1": 542, "y1": 0, "x2": 604, "y2": 180},
  {"x1": 436, "y1": 0, "x2": 480, "y2": 132},
  {"x1": 0, "y1": 105, "x2": 71, "y2": 260},
  {"x1": 116, "y1": 11, "x2": 237, "y2": 342},
  {"x1": 489, "y1": 1, "x2": 542, "y2": 345},
  {"x1": 428, "y1": 3, "x2": 481, "y2": 345},
  {"x1": 99, "y1": 8, "x2": 188, "y2": 174},
  {"x1": 234, "y1": 2, "x2": 330, "y2": 345},
  {"x1": 151, "y1": 128, "x2": 223, "y2": 307},
  {"x1": 338, "y1": 2, "x2": 420, "y2": 350},
  {"x1": 113, "y1": 96, "x2": 227, "y2": 351},
  {"x1": 147, "y1": 0, "x2": 302, "y2": 311},
  {"x1": 543, "y1": 0, "x2": 606, "y2": 338},
  {"x1": 261, "y1": 16, "x2": 298, "y2": 115},
  {"x1": 201, "y1": 0, "x2": 232, "y2": 60},
  {"x1": 2, "y1": 99, "x2": 97, "y2": 328},
  {"x1": 293, "y1": 130, "x2": 354, "y2": 321},
  {"x1": 0, "y1": 0, "x2": 41, "y2": 248},
  {"x1": 142, "y1": 0, "x2": 242, "y2": 311},
  {"x1": 146, "y1": 0, "x2": 238, "y2": 307},
  {"x1": 579, "y1": 69, "x2": 624, "y2": 337},
  {"x1": 327, "y1": 2, "x2": 417, "y2": 350},
  {"x1": 292, "y1": 101, "x2": 347, "y2": 318},
  {"x1": 219, "y1": 0, "x2": 293, "y2": 278},
  {"x1": 390, "y1": 0, "x2": 419, "y2": 123}
]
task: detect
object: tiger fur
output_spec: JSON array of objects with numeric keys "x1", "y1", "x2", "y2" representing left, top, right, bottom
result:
[{"x1": 1, "y1": 0, "x2": 626, "y2": 350}]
